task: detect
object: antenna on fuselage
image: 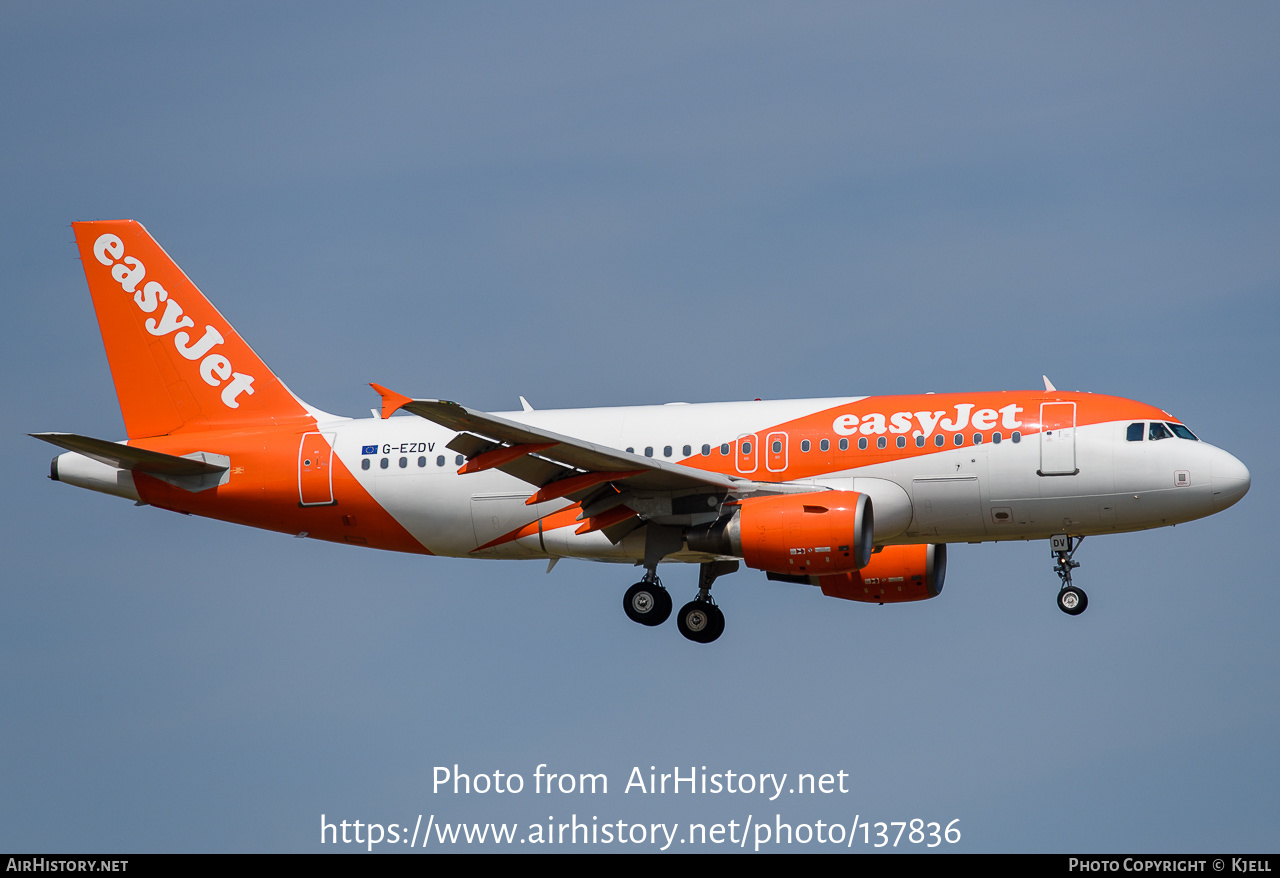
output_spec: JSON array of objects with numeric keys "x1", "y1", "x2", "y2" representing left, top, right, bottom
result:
[{"x1": 1042, "y1": 375, "x2": 1057, "y2": 392}]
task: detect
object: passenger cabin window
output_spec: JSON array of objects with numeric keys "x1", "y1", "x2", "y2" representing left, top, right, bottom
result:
[
  {"x1": 839, "y1": 438, "x2": 849, "y2": 451},
  {"x1": 701, "y1": 444, "x2": 711, "y2": 456},
  {"x1": 897, "y1": 436, "x2": 906, "y2": 448},
  {"x1": 1011, "y1": 431, "x2": 1021, "y2": 443},
  {"x1": 361, "y1": 459, "x2": 370, "y2": 471},
  {"x1": 644, "y1": 447, "x2": 654, "y2": 457},
  {"x1": 683, "y1": 445, "x2": 691, "y2": 457},
  {"x1": 934, "y1": 435, "x2": 945, "y2": 447},
  {"x1": 663, "y1": 446, "x2": 672, "y2": 458},
  {"x1": 858, "y1": 438, "x2": 868, "y2": 450},
  {"x1": 380, "y1": 458, "x2": 389, "y2": 469},
  {"x1": 772, "y1": 440, "x2": 782, "y2": 453},
  {"x1": 720, "y1": 444, "x2": 731, "y2": 455},
  {"x1": 418, "y1": 456, "x2": 427, "y2": 467},
  {"x1": 399, "y1": 456, "x2": 407, "y2": 468},
  {"x1": 1149, "y1": 423, "x2": 1172, "y2": 441},
  {"x1": 1127, "y1": 423, "x2": 1145, "y2": 442},
  {"x1": 993, "y1": 432, "x2": 1002, "y2": 444},
  {"x1": 437, "y1": 455, "x2": 446, "y2": 467},
  {"x1": 915, "y1": 436, "x2": 925, "y2": 448},
  {"x1": 801, "y1": 439, "x2": 811, "y2": 452},
  {"x1": 877, "y1": 436, "x2": 887, "y2": 449},
  {"x1": 820, "y1": 439, "x2": 829, "y2": 452}
]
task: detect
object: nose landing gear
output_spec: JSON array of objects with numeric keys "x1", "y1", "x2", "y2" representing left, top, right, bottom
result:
[{"x1": 1051, "y1": 534, "x2": 1088, "y2": 615}]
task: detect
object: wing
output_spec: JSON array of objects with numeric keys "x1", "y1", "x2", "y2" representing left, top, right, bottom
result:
[{"x1": 371, "y1": 385, "x2": 812, "y2": 542}]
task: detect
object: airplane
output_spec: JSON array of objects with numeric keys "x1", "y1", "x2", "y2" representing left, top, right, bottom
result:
[{"x1": 34, "y1": 220, "x2": 1252, "y2": 644}]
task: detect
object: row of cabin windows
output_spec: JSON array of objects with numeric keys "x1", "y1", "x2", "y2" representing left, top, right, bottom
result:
[
  {"x1": 625, "y1": 432, "x2": 1022, "y2": 458},
  {"x1": 361, "y1": 454, "x2": 467, "y2": 471},
  {"x1": 362, "y1": 429, "x2": 1034, "y2": 474}
]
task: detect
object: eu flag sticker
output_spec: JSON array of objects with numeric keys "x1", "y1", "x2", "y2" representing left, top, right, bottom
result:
[{"x1": 361, "y1": 445, "x2": 378, "y2": 455}]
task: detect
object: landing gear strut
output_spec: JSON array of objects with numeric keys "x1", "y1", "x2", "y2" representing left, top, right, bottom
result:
[
  {"x1": 1051, "y1": 534, "x2": 1088, "y2": 616},
  {"x1": 622, "y1": 525, "x2": 682, "y2": 629}
]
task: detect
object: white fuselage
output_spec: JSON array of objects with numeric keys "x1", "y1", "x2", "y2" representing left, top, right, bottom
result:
[{"x1": 310, "y1": 395, "x2": 1248, "y2": 563}]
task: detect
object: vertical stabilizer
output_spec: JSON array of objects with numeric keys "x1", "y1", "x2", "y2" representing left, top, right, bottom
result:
[{"x1": 72, "y1": 220, "x2": 312, "y2": 438}]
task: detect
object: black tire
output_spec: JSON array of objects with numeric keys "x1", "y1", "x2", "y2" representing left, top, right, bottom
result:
[
  {"x1": 623, "y1": 581, "x2": 671, "y2": 626},
  {"x1": 705, "y1": 603, "x2": 725, "y2": 642},
  {"x1": 653, "y1": 584, "x2": 672, "y2": 624},
  {"x1": 1057, "y1": 585, "x2": 1088, "y2": 616},
  {"x1": 677, "y1": 600, "x2": 723, "y2": 643}
]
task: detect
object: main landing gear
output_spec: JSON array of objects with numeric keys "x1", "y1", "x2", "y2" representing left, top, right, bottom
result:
[
  {"x1": 674, "y1": 560, "x2": 736, "y2": 644},
  {"x1": 676, "y1": 599, "x2": 724, "y2": 644},
  {"x1": 1051, "y1": 534, "x2": 1088, "y2": 616},
  {"x1": 623, "y1": 559, "x2": 738, "y2": 644},
  {"x1": 623, "y1": 575, "x2": 672, "y2": 627}
]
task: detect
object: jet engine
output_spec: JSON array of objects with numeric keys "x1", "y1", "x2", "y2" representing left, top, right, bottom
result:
[
  {"x1": 815, "y1": 543, "x2": 947, "y2": 603},
  {"x1": 686, "y1": 491, "x2": 874, "y2": 575}
]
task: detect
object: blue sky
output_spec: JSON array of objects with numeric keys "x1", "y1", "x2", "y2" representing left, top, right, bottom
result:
[{"x1": 3, "y1": 3, "x2": 1277, "y2": 852}]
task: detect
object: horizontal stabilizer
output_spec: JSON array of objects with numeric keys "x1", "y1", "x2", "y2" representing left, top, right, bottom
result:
[{"x1": 30, "y1": 432, "x2": 228, "y2": 476}]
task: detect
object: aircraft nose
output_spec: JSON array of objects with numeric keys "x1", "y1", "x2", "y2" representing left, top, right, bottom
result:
[{"x1": 1210, "y1": 448, "x2": 1250, "y2": 509}]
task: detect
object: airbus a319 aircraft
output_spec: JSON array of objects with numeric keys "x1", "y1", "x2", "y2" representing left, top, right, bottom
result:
[{"x1": 37, "y1": 220, "x2": 1251, "y2": 643}]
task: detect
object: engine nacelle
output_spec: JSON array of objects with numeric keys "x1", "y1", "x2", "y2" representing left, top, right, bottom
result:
[
  {"x1": 816, "y1": 543, "x2": 947, "y2": 604},
  {"x1": 687, "y1": 491, "x2": 874, "y2": 575}
]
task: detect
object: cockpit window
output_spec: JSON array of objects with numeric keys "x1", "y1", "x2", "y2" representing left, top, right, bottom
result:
[
  {"x1": 1167, "y1": 423, "x2": 1198, "y2": 441},
  {"x1": 1148, "y1": 422, "x2": 1172, "y2": 441},
  {"x1": 1126, "y1": 423, "x2": 1144, "y2": 442}
]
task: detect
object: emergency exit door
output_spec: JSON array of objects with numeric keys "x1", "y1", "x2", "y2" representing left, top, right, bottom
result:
[{"x1": 298, "y1": 432, "x2": 337, "y2": 505}]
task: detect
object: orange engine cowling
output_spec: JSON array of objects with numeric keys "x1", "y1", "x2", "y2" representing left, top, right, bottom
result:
[
  {"x1": 685, "y1": 491, "x2": 874, "y2": 576},
  {"x1": 816, "y1": 543, "x2": 947, "y2": 603}
]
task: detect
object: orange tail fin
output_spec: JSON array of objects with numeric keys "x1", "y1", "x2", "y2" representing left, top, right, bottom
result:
[{"x1": 73, "y1": 220, "x2": 313, "y2": 438}]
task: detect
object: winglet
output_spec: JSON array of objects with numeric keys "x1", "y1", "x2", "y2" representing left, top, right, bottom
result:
[{"x1": 370, "y1": 383, "x2": 414, "y2": 419}]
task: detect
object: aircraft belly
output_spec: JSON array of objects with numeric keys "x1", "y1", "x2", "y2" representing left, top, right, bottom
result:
[
  {"x1": 372, "y1": 473, "x2": 477, "y2": 556},
  {"x1": 542, "y1": 524, "x2": 645, "y2": 562},
  {"x1": 469, "y1": 492, "x2": 547, "y2": 559}
]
